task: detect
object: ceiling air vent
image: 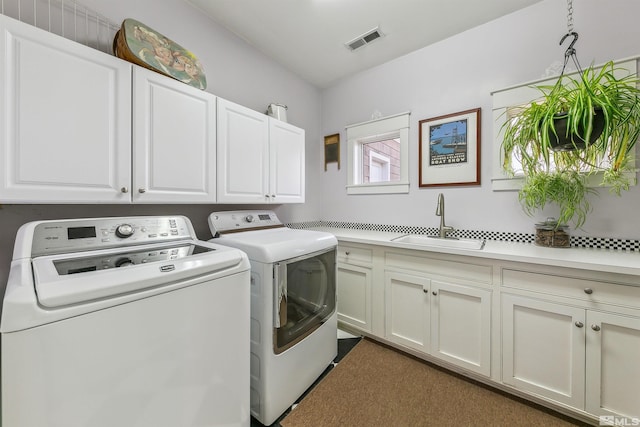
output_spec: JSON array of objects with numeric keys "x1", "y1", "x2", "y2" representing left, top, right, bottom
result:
[{"x1": 345, "y1": 27, "x2": 384, "y2": 51}]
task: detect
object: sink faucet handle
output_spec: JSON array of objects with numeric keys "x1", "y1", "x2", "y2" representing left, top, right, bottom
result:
[{"x1": 436, "y1": 193, "x2": 444, "y2": 216}]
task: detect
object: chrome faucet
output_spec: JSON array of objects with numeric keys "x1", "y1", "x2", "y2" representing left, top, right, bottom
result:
[{"x1": 435, "y1": 193, "x2": 454, "y2": 238}]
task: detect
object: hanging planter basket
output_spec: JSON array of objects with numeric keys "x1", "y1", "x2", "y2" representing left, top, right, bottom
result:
[{"x1": 548, "y1": 107, "x2": 606, "y2": 151}]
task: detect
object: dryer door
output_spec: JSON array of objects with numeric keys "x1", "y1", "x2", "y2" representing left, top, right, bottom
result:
[{"x1": 273, "y1": 247, "x2": 336, "y2": 354}]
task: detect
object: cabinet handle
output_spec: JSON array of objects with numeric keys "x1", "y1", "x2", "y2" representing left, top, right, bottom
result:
[
  {"x1": 591, "y1": 324, "x2": 601, "y2": 331},
  {"x1": 344, "y1": 251, "x2": 350, "y2": 256},
  {"x1": 432, "y1": 291, "x2": 437, "y2": 296},
  {"x1": 265, "y1": 194, "x2": 270, "y2": 198},
  {"x1": 423, "y1": 289, "x2": 428, "y2": 293},
  {"x1": 271, "y1": 194, "x2": 276, "y2": 198},
  {"x1": 575, "y1": 321, "x2": 584, "y2": 328},
  {"x1": 121, "y1": 187, "x2": 129, "y2": 193},
  {"x1": 584, "y1": 288, "x2": 593, "y2": 294},
  {"x1": 138, "y1": 188, "x2": 146, "y2": 194}
]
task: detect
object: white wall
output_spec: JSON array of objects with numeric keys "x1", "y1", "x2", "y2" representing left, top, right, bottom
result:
[
  {"x1": 0, "y1": 0, "x2": 322, "y2": 286},
  {"x1": 320, "y1": 0, "x2": 640, "y2": 240}
]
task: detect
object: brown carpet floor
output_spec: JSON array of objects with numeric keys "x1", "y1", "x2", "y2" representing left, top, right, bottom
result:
[{"x1": 280, "y1": 338, "x2": 590, "y2": 427}]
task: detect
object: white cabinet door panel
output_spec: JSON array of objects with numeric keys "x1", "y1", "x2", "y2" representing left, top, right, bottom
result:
[
  {"x1": 217, "y1": 98, "x2": 269, "y2": 203},
  {"x1": 431, "y1": 281, "x2": 491, "y2": 376},
  {"x1": 269, "y1": 119, "x2": 304, "y2": 203},
  {"x1": 0, "y1": 14, "x2": 131, "y2": 202},
  {"x1": 337, "y1": 263, "x2": 372, "y2": 332},
  {"x1": 133, "y1": 68, "x2": 216, "y2": 203},
  {"x1": 502, "y1": 294, "x2": 585, "y2": 409},
  {"x1": 385, "y1": 271, "x2": 429, "y2": 352},
  {"x1": 586, "y1": 311, "x2": 640, "y2": 418}
]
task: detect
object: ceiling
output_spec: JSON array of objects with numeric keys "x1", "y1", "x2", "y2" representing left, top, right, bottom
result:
[{"x1": 185, "y1": 0, "x2": 544, "y2": 88}]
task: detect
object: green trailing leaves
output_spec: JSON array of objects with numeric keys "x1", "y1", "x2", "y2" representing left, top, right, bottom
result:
[{"x1": 501, "y1": 61, "x2": 640, "y2": 228}]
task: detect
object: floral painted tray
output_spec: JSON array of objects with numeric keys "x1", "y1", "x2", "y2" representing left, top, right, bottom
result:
[{"x1": 114, "y1": 18, "x2": 206, "y2": 90}]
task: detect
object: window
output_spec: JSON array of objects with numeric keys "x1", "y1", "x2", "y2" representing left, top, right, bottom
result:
[
  {"x1": 346, "y1": 112, "x2": 410, "y2": 194},
  {"x1": 491, "y1": 59, "x2": 637, "y2": 191}
]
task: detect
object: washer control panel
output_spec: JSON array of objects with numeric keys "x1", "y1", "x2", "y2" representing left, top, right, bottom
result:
[
  {"x1": 31, "y1": 216, "x2": 193, "y2": 257},
  {"x1": 53, "y1": 243, "x2": 214, "y2": 275},
  {"x1": 209, "y1": 210, "x2": 282, "y2": 234}
]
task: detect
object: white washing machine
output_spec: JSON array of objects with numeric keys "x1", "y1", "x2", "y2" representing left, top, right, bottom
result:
[
  {"x1": 209, "y1": 210, "x2": 337, "y2": 426},
  {"x1": 1, "y1": 216, "x2": 251, "y2": 427}
]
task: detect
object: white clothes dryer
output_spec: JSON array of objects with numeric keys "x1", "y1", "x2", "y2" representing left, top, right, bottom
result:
[
  {"x1": 1, "y1": 216, "x2": 251, "y2": 427},
  {"x1": 209, "y1": 210, "x2": 337, "y2": 426}
]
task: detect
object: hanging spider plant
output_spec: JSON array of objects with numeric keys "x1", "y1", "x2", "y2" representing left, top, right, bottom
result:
[{"x1": 501, "y1": 60, "x2": 640, "y2": 228}]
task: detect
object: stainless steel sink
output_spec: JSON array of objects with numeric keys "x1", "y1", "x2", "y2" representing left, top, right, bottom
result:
[{"x1": 391, "y1": 234, "x2": 485, "y2": 250}]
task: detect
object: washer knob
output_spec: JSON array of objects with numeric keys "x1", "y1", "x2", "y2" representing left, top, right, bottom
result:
[
  {"x1": 115, "y1": 257, "x2": 134, "y2": 268},
  {"x1": 115, "y1": 224, "x2": 134, "y2": 238},
  {"x1": 245, "y1": 215, "x2": 254, "y2": 223}
]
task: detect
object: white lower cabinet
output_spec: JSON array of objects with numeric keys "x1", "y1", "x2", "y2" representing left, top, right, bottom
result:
[
  {"x1": 431, "y1": 281, "x2": 491, "y2": 376},
  {"x1": 585, "y1": 311, "x2": 640, "y2": 418},
  {"x1": 384, "y1": 270, "x2": 492, "y2": 376},
  {"x1": 336, "y1": 244, "x2": 373, "y2": 332},
  {"x1": 385, "y1": 271, "x2": 430, "y2": 352},
  {"x1": 334, "y1": 241, "x2": 640, "y2": 423},
  {"x1": 502, "y1": 288, "x2": 640, "y2": 419},
  {"x1": 502, "y1": 294, "x2": 586, "y2": 409}
]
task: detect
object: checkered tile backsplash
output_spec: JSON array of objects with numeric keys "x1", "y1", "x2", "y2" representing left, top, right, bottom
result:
[{"x1": 286, "y1": 220, "x2": 640, "y2": 252}]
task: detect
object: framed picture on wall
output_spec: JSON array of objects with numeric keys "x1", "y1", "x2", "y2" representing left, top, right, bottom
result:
[
  {"x1": 324, "y1": 133, "x2": 340, "y2": 170},
  {"x1": 418, "y1": 108, "x2": 481, "y2": 187}
]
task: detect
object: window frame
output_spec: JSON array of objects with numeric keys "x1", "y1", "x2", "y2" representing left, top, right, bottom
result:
[
  {"x1": 491, "y1": 58, "x2": 638, "y2": 191},
  {"x1": 345, "y1": 112, "x2": 410, "y2": 195}
]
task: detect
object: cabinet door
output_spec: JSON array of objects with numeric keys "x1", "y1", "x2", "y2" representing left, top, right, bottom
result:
[
  {"x1": 431, "y1": 281, "x2": 491, "y2": 376},
  {"x1": 502, "y1": 294, "x2": 585, "y2": 409},
  {"x1": 586, "y1": 311, "x2": 640, "y2": 418},
  {"x1": 337, "y1": 262, "x2": 372, "y2": 332},
  {"x1": 133, "y1": 68, "x2": 216, "y2": 203},
  {"x1": 217, "y1": 98, "x2": 269, "y2": 203},
  {"x1": 0, "y1": 14, "x2": 131, "y2": 203},
  {"x1": 385, "y1": 271, "x2": 430, "y2": 352},
  {"x1": 269, "y1": 119, "x2": 305, "y2": 203}
]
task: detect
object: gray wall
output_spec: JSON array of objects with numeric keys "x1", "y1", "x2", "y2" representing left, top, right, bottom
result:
[{"x1": 320, "y1": 0, "x2": 640, "y2": 240}]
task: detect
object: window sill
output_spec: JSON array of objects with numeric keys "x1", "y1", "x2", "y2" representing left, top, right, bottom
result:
[{"x1": 346, "y1": 182, "x2": 409, "y2": 195}]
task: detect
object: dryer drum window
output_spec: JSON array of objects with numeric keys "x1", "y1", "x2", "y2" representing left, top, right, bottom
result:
[{"x1": 273, "y1": 248, "x2": 336, "y2": 354}]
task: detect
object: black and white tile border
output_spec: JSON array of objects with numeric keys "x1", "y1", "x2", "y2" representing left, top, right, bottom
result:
[{"x1": 286, "y1": 220, "x2": 640, "y2": 252}]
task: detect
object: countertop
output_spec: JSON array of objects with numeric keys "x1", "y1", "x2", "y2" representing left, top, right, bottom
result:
[{"x1": 307, "y1": 227, "x2": 640, "y2": 277}]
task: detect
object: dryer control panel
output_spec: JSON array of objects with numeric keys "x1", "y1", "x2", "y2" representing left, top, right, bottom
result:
[
  {"x1": 30, "y1": 216, "x2": 194, "y2": 257},
  {"x1": 209, "y1": 210, "x2": 284, "y2": 234}
]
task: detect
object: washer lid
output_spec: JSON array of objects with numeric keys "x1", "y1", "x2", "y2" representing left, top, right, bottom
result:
[
  {"x1": 213, "y1": 228, "x2": 337, "y2": 263},
  {"x1": 31, "y1": 241, "x2": 246, "y2": 308}
]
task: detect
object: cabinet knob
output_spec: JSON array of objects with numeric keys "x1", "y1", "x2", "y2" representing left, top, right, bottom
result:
[
  {"x1": 344, "y1": 251, "x2": 350, "y2": 256},
  {"x1": 575, "y1": 321, "x2": 584, "y2": 328},
  {"x1": 591, "y1": 324, "x2": 601, "y2": 331},
  {"x1": 423, "y1": 289, "x2": 428, "y2": 293},
  {"x1": 265, "y1": 194, "x2": 270, "y2": 198},
  {"x1": 121, "y1": 187, "x2": 129, "y2": 193},
  {"x1": 584, "y1": 288, "x2": 593, "y2": 294},
  {"x1": 138, "y1": 188, "x2": 146, "y2": 194},
  {"x1": 271, "y1": 194, "x2": 276, "y2": 198},
  {"x1": 432, "y1": 291, "x2": 437, "y2": 296}
]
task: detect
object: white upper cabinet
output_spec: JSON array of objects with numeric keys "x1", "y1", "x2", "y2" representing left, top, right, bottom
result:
[
  {"x1": 0, "y1": 14, "x2": 131, "y2": 203},
  {"x1": 217, "y1": 98, "x2": 305, "y2": 204},
  {"x1": 132, "y1": 67, "x2": 216, "y2": 203},
  {"x1": 269, "y1": 119, "x2": 305, "y2": 203},
  {"x1": 216, "y1": 98, "x2": 269, "y2": 203}
]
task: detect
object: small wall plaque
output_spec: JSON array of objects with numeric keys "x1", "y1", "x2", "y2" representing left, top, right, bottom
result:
[{"x1": 324, "y1": 133, "x2": 340, "y2": 171}]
